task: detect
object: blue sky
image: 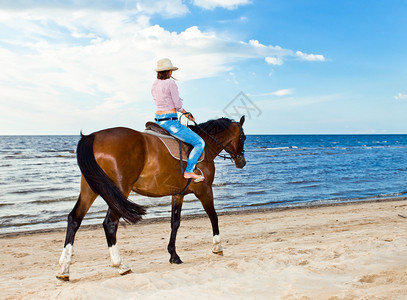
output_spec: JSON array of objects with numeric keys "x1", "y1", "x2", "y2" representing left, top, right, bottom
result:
[{"x1": 0, "y1": 0, "x2": 406, "y2": 134}]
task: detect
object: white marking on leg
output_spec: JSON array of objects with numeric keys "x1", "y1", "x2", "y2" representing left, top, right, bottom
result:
[
  {"x1": 109, "y1": 244, "x2": 132, "y2": 275},
  {"x1": 59, "y1": 244, "x2": 73, "y2": 265},
  {"x1": 58, "y1": 244, "x2": 73, "y2": 278},
  {"x1": 213, "y1": 235, "x2": 221, "y2": 245},
  {"x1": 212, "y1": 235, "x2": 223, "y2": 254},
  {"x1": 109, "y1": 244, "x2": 122, "y2": 267}
]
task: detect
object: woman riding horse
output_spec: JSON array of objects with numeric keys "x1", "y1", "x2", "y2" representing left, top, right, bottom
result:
[{"x1": 152, "y1": 58, "x2": 205, "y2": 182}]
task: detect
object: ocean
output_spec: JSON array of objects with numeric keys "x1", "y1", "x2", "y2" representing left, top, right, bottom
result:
[{"x1": 1, "y1": 134, "x2": 407, "y2": 234}]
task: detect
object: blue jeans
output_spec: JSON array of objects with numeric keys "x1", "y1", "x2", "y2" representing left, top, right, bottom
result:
[{"x1": 155, "y1": 113, "x2": 205, "y2": 173}]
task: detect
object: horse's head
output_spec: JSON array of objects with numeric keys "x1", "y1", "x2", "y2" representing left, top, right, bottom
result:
[
  {"x1": 225, "y1": 116, "x2": 246, "y2": 169},
  {"x1": 190, "y1": 116, "x2": 247, "y2": 167}
]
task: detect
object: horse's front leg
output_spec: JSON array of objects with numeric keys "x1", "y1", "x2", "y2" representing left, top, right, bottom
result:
[
  {"x1": 196, "y1": 187, "x2": 223, "y2": 255},
  {"x1": 103, "y1": 209, "x2": 132, "y2": 275},
  {"x1": 168, "y1": 194, "x2": 184, "y2": 264}
]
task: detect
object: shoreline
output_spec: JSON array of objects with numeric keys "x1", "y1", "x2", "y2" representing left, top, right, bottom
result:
[
  {"x1": 2, "y1": 196, "x2": 407, "y2": 238},
  {"x1": 1, "y1": 197, "x2": 407, "y2": 299}
]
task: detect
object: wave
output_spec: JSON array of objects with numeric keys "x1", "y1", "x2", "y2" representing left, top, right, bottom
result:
[
  {"x1": 261, "y1": 146, "x2": 299, "y2": 151},
  {"x1": 286, "y1": 180, "x2": 319, "y2": 185},
  {"x1": 213, "y1": 181, "x2": 241, "y2": 187},
  {"x1": 321, "y1": 191, "x2": 407, "y2": 204},
  {"x1": 0, "y1": 216, "x2": 67, "y2": 228},
  {"x1": 10, "y1": 187, "x2": 68, "y2": 195},
  {"x1": 29, "y1": 196, "x2": 78, "y2": 204},
  {"x1": 246, "y1": 190, "x2": 266, "y2": 195},
  {"x1": 303, "y1": 184, "x2": 319, "y2": 189},
  {"x1": 267, "y1": 152, "x2": 319, "y2": 158},
  {"x1": 141, "y1": 199, "x2": 194, "y2": 209},
  {"x1": 225, "y1": 191, "x2": 407, "y2": 211},
  {"x1": 224, "y1": 200, "x2": 283, "y2": 209},
  {"x1": 376, "y1": 191, "x2": 407, "y2": 198},
  {"x1": 2, "y1": 154, "x2": 75, "y2": 161},
  {"x1": 0, "y1": 164, "x2": 12, "y2": 168},
  {"x1": 0, "y1": 209, "x2": 108, "y2": 229},
  {"x1": 41, "y1": 149, "x2": 75, "y2": 154}
]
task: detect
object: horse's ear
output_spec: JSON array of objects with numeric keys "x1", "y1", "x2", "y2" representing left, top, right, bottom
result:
[{"x1": 239, "y1": 115, "x2": 245, "y2": 126}]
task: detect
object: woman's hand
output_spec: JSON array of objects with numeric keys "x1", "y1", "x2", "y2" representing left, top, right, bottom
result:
[
  {"x1": 186, "y1": 113, "x2": 195, "y2": 122},
  {"x1": 182, "y1": 109, "x2": 195, "y2": 122}
]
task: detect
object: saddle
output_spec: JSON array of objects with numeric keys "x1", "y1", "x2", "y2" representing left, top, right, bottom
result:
[
  {"x1": 144, "y1": 122, "x2": 204, "y2": 163},
  {"x1": 145, "y1": 122, "x2": 170, "y2": 136}
]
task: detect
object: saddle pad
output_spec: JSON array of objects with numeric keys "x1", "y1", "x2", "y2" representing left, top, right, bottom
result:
[{"x1": 144, "y1": 130, "x2": 205, "y2": 163}]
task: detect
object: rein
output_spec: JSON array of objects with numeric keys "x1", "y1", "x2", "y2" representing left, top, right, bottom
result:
[
  {"x1": 177, "y1": 113, "x2": 244, "y2": 195},
  {"x1": 180, "y1": 113, "x2": 245, "y2": 161}
]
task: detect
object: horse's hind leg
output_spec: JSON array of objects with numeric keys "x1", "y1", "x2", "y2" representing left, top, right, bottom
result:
[
  {"x1": 103, "y1": 208, "x2": 132, "y2": 275},
  {"x1": 56, "y1": 178, "x2": 97, "y2": 281}
]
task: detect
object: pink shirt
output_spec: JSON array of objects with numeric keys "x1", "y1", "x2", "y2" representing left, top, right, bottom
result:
[{"x1": 151, "y1": 78, "x2": 183, "y2": 112}]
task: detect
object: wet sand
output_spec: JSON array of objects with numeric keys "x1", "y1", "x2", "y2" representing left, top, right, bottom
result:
[{"x1": 1, "y1": 199, "x2": 407, "y2": 299}]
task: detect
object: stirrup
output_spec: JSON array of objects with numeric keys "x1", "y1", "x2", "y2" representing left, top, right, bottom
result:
[
  {"x1": 193, "y1": 168, "x2": 205, "y2": 183},
  {"x1": 184, "y1": 168, "x2": 205, "y2": 183}
]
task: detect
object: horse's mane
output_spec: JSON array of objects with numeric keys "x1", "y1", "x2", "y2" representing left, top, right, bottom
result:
[{"x1": 189, "y1": 118, "x2": 233, "y2": 135}]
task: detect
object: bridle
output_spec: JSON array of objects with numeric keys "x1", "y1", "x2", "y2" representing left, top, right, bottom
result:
[
  {"x1": 177, "y1": 113, "x2": 246, "y2": 195},
  {"x1": 181, "y1": 113, "x2": 245, "y2": 161},
  {"x1": 214, "y1": 124, "x2": 245, "y2": 161}
]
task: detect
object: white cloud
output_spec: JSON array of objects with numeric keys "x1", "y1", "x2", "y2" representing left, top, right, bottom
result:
[
  {"x1": 0, "y1": 0, "x2": 189, "y2": 16},
  {"x1": 249, "y1": 39, "x2": 265, "y2": 47},
  {"x1": 134, "y1": 0, "x2": 189, "y2": 17},
  {"x1": 247, "y1": 40, "x2": 292, "y2": 59},
  {"x1": 0, "y1": 7, "x2": 324, "y2": 134},
  {"x1": 248, "y1": 89, "x2": 293, "y2": 97},
  {"x1": 265, "y1": 56, "x2": 283, "y2": 66},
  {"x1": 394, "y1": 92, "x2": 407, "y2": 100},
  {"x1": 272, "y1": 89, "x2": 293, "y2": 96},
  {"x1": 296, "y1": 50, "x2": 325, "y2": 62},
  {"x1": 193, "y1": 0, "x2": 251, "y2": 10}
]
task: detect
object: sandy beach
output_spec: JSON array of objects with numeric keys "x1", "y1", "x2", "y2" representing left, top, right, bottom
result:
[{"x1": 1, "y1": 199, "x2": 407, "y2": 299}]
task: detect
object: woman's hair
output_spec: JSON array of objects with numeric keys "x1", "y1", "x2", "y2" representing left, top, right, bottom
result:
[{"x1": 157, "y1": 70, "x2": 172, "y2": 80}]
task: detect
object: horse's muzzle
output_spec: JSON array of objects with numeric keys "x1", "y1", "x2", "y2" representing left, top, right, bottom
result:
[{"x1": 234, "y1": 155, "x2": 246, "y2": 169}]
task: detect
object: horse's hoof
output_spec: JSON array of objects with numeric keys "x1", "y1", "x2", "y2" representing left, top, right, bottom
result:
[
  {"x1": 212, "y1": 243, "x2": 223, "y2": 256},
  {"x1": 118, "y1": 263, "x2": 132, "y2": 275},
  {"x1": 56, "y1": 273, "x2": 70, "y2": 281},
  {"x1": 119, "y1": 269, "x2": 132, "y2": 276},
  {"x1": 169, "y1": 257, "x2": 183, "y2": 264}
]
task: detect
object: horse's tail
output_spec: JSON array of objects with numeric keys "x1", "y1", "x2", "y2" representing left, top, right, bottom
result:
[{"x1": 76, "y1": 133, "x2": 146, "y2": 224}]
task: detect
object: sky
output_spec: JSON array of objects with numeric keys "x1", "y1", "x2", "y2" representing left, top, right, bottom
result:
[{"x1": 0, "y1": 0, "x2": 406, "y2": 135}]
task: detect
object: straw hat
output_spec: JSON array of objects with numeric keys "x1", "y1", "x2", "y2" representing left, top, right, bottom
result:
[{"x1": 155, "y1": 58, "x2": 178, "y2": 72}]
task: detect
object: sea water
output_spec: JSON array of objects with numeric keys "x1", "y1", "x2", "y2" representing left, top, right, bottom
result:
[{"x1": 1, "y1": 134, "x2": 407, "y2": 234}]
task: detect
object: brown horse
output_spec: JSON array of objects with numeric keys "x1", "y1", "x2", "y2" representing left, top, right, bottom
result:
[{"x1": 57, "y1": 116, "x2": 246, "y2": 281}]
